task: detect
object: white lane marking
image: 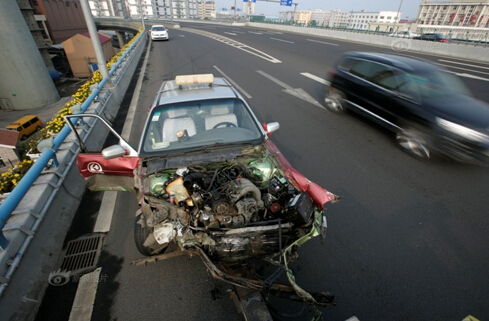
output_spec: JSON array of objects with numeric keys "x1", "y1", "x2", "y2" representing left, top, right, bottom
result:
[
  {"x1": 257, "y1": 70, "x2": 325, "y2": 109},
  {"x1": 434, "y1": 62, "x2": 489, "y2": 77},
  {"x1": 214, "y1": 66, "x2": 252, "y2": 99},
  {"x1": 257, "y1": 70, "x2": 293, "y2": 90},
  {"x1": 93, "y1": 34, "x2": 152, "y2": 233},
  {"x1": 452, "y1": 72, "x2": 489, "y2": 81},
  {"x1": 438, "y1": 59, "x2": 489, "y2": 70},
  {"x1": 74, "y1": 32, "x2": 153, "y2": 321},
  {"x1": 224, "y1": 32, "x2": 237, "y2": 36},
  {"x1": 68, "y1": 268, "x2": 101, "y2": 321},
  {"x1": 301, "y1": 72, "x2": 330, "y2": 85},
  {"x1": 270, "y1": 37, "x2": 294, "y2": 44},
  {"x1": 121, "y1": 37, "x2": 151, "y2": 141},
  {"x1": 345, "y1": 317, "x2": 360, "y2": 321},
  {"x1": 93, "y1": 191, "x2": 117, "y2": 233},
  {"x1": 249, "y1": 31, "x2": 263, "y2": 35},
  {"x1": 179, "y1": 34, "x2": 185, "y2": 37},
  {"x1": 183, "y1": 28, "x2": 281, "y2": 63},
  {"x1": 307, "y1": 39, "x2": 340, "y2": 46}
]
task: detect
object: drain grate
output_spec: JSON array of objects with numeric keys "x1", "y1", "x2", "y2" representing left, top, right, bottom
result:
[{"x1": 59, "y1": 234, "x2": 104, "y2": 274}]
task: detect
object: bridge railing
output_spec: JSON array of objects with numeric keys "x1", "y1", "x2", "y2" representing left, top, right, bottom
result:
[{"x1": 0, "y1": 23, "x2": 146, "y2": 298}]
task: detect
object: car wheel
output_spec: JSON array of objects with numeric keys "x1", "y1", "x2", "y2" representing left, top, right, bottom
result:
[
  {"x1": 324, "y1": 87, "x2": 346, "y2": 112},
  {"x1": 396, "y1": 123, "x2": 431, "y2": 159},
  {"x1": 36, "y1": 126, "x2": 42, "y2": 132},
  {"x1": 21, "y1": 135, "x2": 27, "y2": 140},
  {"x1": 134, "y1": 213, "x2": 168, "y2": 256}
]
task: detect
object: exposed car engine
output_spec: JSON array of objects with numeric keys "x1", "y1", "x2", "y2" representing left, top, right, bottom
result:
[{"x1": 136, "y1": 161, "x2": 315, "y2": 261}]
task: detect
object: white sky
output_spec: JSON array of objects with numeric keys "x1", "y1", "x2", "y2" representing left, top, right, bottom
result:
[{"x1": 220, "y1": 0, "x2": 421, "y2": 20}]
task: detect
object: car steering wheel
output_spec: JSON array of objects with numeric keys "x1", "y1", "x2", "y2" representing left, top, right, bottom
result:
[{"x1": 212, "y1": 122, "x2": 237, "y2": 129}]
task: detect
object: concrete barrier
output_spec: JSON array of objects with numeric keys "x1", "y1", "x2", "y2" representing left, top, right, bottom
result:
[
  {"x1": 0, "y1": 27, "x2": 148, "y2": 320},
  {"x1": 248, "y1": 22, "x2": 489, "y2": 62}
]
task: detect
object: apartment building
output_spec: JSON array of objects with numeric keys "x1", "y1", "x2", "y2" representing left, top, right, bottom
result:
[
  {"x1": 417, "y1": 0, "x2": 489, "y2": 27},
  {"x1": 348, "y1": 10, "x2": 401, "y2": 29},
  {"x1": 89, "y1": 0, "x2": 130, "y2": 17},
  {"x1": 197, "y1": 1, "x2": 216, "y2": 19},
  {"x1": 294, "y1": 10, "x2": 312, "y2": 25},
  {"x1": 31, "y1": 0, "x2": 88, "y2": 43}
]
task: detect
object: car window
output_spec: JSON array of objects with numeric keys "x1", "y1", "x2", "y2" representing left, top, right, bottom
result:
[
  {"x1": 349, "y1": 60, "x2": 379, "y2": 79},
  {"x1": 371, "y1": 69, "x2": 398, "y2": 90},
  {"x1": 152, "y1": 26, "x2": 166, "y2": 31},
  {"x1": 141, "y1": 98, "x2": 263, "y2": 154},
  {"x1": 395, "y1": 71, "x2": 422, "y2": 103},
  {"x1": 348, "y1": 59, "x2": 398, "y2": 90},
  {"x1": 409, "y1": 70, "x2": 472, "y2": 101}
]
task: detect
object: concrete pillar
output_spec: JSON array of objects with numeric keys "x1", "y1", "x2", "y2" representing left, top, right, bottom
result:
[
  {"x1": 116, "y1": 31, "x2": 126, "y2": 48},
  {"x1": 0, "y1": 0, "x2": 59, "y2": 111}
]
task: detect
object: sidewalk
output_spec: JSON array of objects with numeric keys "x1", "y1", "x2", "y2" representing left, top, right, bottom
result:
[
  {"x1": 0, "y1": 96, "x2": 72, "y2": 128},
  {"x1": 0, "y1": 78, "x2": 84, "y2": 128}
]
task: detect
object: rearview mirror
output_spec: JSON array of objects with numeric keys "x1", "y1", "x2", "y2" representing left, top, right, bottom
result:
[
  {"x1": 263, "y1": 122, "x2": 280, "y2": 136},
  {"x1": 102, "y1": 145, "x2": 127, "y2": 159}
]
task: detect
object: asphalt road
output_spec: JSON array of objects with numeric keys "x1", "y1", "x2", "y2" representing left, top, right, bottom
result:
[{"x1": 37, "y1": 22, "x2": 489, "y2": 321}]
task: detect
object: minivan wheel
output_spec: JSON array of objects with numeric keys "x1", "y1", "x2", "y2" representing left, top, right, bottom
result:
[
  {"x1": 324, "y1": 87, "x2": 346, "y2": 112},
  {"x1": 396, "y1": 124, "x2": 431, "y2": 159},
  {"x1": 21, "y1": 135, "x2": 27, "y2": 140}
]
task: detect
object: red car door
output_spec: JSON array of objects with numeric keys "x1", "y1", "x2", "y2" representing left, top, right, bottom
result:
[
  {"x1": 64, "y1": 114, "x2": 139, "y2": 192},
  {"x1": 77, "y1": 153, "x2": 139, "y2": 191}
]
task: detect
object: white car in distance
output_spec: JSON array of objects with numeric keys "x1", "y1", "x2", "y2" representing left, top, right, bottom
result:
[
  {"x1": 388, "y1": 31, "x2": 419, "y2": 38},
  {"x1": 150, "y1": 25, "x2": 169, "y2": 41}
]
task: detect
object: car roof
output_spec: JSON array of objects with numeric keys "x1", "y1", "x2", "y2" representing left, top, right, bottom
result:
[
  {"x1": 6, "y1": 115, "x2": 39, "y2": 126},
  {"x1": 151, "y1": 76, "x2": 241, "y2": 107},
  {"x1": 151, "y1": 25, "x2": 165, "y2": 29},
  {"x1": 342, "y1": 52, "x2": 440, "y2": 73}
]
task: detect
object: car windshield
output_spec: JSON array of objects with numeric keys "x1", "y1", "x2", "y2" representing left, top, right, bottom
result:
[
  {"x1": 140, "y1": 98, "x2": 264, "y2": 154},
  {"x1": 152, "y1": 27, "x2": 165, "y2": 31}
]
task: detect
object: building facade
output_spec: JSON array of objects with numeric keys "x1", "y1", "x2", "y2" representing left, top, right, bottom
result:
[
  {"x1": 197, "y1": 1, "x2": 215, "y2": 19},
  {"x1": 30, "y1": 0, "x2": 88, "y2": 44},
  {"x1": 310, "y1": 9, "x2": 329, "y2": 26},
  {"x1": 329, "y1": 9, "x2": 350, "y2": 28},
  {"x1": 348, "y1": 10, "x2": 401, "y2": 29},
  {"x1": 417, "y1": 0, "x2": 489, "y2": 27},
  {"x1": 294, "y1": 10, "x2": 312, "y2": 25}
]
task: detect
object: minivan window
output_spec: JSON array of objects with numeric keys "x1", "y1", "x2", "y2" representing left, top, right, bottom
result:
[
  {"x1": 349, "y1": 59, "x2": 390, "y2": 80},
  {"x1": 395, "y1": 71, "x2": 422, "y2": 103}
]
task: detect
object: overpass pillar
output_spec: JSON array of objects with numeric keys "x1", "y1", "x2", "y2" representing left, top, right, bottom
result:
[
  {"x1": 0, "y1": 0, "x2": 60, "y2": 111},
  {"x1": 116, "y1": 31, "x2": 126, "y2": 48}
]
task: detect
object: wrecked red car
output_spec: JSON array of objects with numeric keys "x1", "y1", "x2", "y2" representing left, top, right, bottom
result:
[{"x1": 66, "y1": 74, "x2": 339, "y2": 317}]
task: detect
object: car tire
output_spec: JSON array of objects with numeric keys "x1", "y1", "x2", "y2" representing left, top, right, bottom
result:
[
  {"x1": 134, "y1": 213, "x2": 168, "y2": 256},
  {"x1": 36, "y1": 126, "x2": 41, "y2": 132},
  {"x1": 396, "y1": 123, "x2": 431, "y2": 159},
  {"x1": 324, "y1": 87, "x2": 346, "y2": 112},
  {"x1": 21, "y1": 135, "x2": 27, "y2": 140}
]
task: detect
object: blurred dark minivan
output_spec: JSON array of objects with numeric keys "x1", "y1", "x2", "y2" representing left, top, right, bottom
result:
[{"x1": 324, "y1": 52, "x2": 489, "y2": 164}]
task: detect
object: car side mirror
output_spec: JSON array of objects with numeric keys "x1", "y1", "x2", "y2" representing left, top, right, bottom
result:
[
  {"x1": 102, "y1": 145, "x2": 127, "y2": 159},
  {"x1": 263, "y1": 122, "x2": 280, "y2": 137}
]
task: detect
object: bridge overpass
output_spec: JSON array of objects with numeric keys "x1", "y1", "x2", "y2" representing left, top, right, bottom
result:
[{"x1": 1, "y1": 17, "x2": 489, "y2": 320}]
